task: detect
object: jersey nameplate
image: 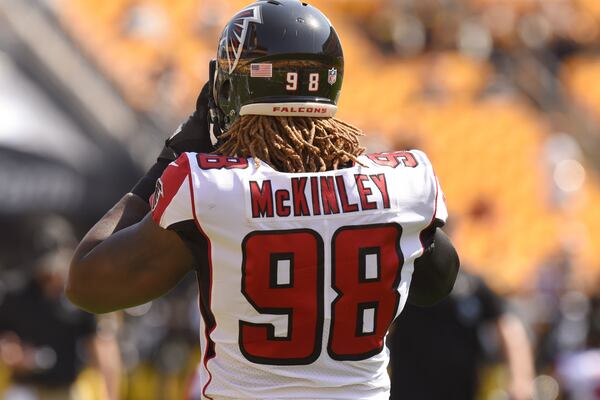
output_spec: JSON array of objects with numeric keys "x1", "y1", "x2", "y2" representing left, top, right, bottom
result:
[{"x1": 246, "y1": 173, "x2": 391, "y2": 220}]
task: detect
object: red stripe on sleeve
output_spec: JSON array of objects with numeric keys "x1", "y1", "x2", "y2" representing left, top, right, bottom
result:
[{"x1": 151, "y1": 154, "x2": 191, "y2": 226}]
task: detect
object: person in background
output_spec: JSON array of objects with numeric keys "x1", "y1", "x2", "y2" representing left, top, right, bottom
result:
[
  {"x1": 388, "y1": 269, "x2": 535, "y2": 400},
  {"x1": 551, "y1": 270, "x2": 600, "y2": 400},
  {"x1": 0, "y1": 217, "x2": 121, "y2": 400}
]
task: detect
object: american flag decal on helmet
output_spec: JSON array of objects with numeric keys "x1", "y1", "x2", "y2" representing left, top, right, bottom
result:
[
  {"x1": 222, "y1": 5, "x2": 263, "y2": 74},
  {"x1": 250, "y1": 63, "x2": 273, "y2": 78}
]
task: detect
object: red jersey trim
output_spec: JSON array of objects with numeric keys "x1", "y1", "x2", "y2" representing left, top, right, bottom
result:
[
  {"x1": 186, "y1": 165, "x2": 217, "y2": 400},
  {"x1": 151, "y1": 154, "x2": 192, "y2": 226},
  {"x1": 417, "y1": 171, "x2": 440, "y2": 254}
]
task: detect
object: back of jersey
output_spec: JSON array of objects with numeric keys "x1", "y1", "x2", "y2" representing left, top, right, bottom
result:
[{"x1": 151, "y1": 150, "x2": 446, "y2": 400}]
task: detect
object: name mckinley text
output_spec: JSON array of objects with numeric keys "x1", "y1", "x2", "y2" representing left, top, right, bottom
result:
[{"x1": 249, "y1": 174, "x2": 391, "y2": 219}]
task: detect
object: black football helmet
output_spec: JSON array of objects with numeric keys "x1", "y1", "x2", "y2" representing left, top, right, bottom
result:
[{"x1": 208, "y1": 0, "x2": 344, "y2": 134}]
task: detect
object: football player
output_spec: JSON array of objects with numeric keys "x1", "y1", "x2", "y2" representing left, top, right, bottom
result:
[{"x1": 67, "y1": 1, "x2": 459, "y2": 398}]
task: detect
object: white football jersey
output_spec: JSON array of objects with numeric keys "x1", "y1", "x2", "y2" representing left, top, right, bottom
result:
[{"x1": 151, "y1": 150, "x2": 447, "y2": 400}]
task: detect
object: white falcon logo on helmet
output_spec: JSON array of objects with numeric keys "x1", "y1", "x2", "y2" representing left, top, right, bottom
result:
[{"x1": 222, "y1": 5, "x2": 263, "y2": 74}]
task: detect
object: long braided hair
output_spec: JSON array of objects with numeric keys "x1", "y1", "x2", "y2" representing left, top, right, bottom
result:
[{"x1": 217, "y1": 116, "x2": 365, "y2": 173}]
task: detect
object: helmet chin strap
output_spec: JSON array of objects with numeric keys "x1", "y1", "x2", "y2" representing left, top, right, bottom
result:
[
  {"x1": 208, "y1": 59, "x2": 225, "y2": 144},
  {"x1": 209, "y1": 122, "x2": 220, "y2": 147}
]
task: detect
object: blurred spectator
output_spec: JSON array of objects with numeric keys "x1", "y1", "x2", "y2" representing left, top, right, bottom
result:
[
  {"x1": 388, "y1": 270, "x2": 535, "y2": 400},
  {"x1": 554, "y1": 280, "x2": 600, "y2": 399},
  {"x1": 0, "y1": 217, "x2": 121, "y2": 400},
  {"x1": 556, "y1": 349, "x2": 600, "y2": 400},
  {"x1": 533, "y1": 253, "x2": 600, "y2": 399},
  {"x1": 118, "y1": 275, "x2": 200, "y2": 400}
]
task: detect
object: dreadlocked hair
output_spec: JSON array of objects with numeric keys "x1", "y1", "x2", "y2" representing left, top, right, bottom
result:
[{"x1": 217, "y1": 115, "x2": 365, "y2": 173}]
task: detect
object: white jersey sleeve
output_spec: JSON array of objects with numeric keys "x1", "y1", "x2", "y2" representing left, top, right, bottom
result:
[
  {"x1": 436, "y1": 179, "x2": 449, "y2": 224},
  {"x1": 411, "y1": 150, "x2": 448, "y2": 225}
]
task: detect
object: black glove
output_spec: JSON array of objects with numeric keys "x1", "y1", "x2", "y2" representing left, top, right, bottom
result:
[
  {"x1": 158, "y1": 82, "x2": 216, "y2": 163},
  {"x1": 132, "y1": 82, "x2": 215, "y2": 202}
]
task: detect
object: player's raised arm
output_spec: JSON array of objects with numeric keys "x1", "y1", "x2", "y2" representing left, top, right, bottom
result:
[
  {"x1": 67, "y1": 85, "x2": 214, "y2": 314},
  {"x1": 66, "y1": 193, "x2": 194, "y2": 314}
]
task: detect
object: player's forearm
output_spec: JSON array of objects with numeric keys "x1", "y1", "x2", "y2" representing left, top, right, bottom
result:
[
  {"x1": 67, "y1": 224, "x2": 161, "y2": 312},
  {"x1": 497, "y1": 314, "x2": 535, "y2": 400},
  {"x1": 407, "y1": 228, "x2": 459, "y2": 307},
  {"x1": 90, "y1": 334, "x2": 122, "y2": 400},
  {"x1": 67, "y1": 193, "x2": 150, "y2": 312},
  {"x1": 73, "y1": 193, "x2": 149, "y2": 260},
  {"x1": 68, "y1": 205, "x2": 194, "y2": 313}
]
